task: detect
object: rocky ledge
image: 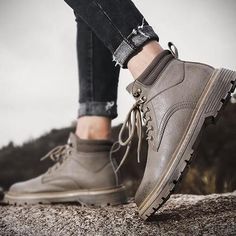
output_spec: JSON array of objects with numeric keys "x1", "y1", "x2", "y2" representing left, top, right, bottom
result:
[{"x1": 0, "y1": 192, "x2": 236, "y2": 236}]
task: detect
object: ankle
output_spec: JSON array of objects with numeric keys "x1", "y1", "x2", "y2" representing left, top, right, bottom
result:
[
  {"x1": 127, "y1": 41, "x2": 164, "y2": 79},
  {"x1": 75, "y1": 116, "x2": 111, "y2": 140}
]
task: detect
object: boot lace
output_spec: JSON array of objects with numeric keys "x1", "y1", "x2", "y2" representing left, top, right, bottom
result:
[
  {"x1": 112, "y1": 93, "x2": 154, "y2": 173},
  {"x1": 40, "y1": 144, "x2": 72, "y2": 174}
]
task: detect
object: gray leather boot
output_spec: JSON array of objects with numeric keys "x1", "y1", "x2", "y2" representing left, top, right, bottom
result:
[
  {"x1": 4, "y1": 133, "x2": 127, "y2": 206},
  {"x1": 122, "y1": 43, "x2": 236, "y2": 220}
]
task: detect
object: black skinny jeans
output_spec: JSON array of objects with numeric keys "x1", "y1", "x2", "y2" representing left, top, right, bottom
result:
[
  {"x1": 76, "y1": 15, "x2": 120, "y2": 119},
  {"x1": 68, "y1": 0, "x2": 159, "y2": 119}
]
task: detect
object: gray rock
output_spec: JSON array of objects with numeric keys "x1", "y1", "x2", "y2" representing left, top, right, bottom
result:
[{"x1": 1, "y1": 192, "x2": 236, "y2": 236}]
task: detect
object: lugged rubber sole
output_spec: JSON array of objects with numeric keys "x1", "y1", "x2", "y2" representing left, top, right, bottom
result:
[
  {"x1": 3, "y1": 185, "x2": 127, "y2": 207},
  {"x1": 139, "y1": 68, "x2": 236, "y2": 220}
]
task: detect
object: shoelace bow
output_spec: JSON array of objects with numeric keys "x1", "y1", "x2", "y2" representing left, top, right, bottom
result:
[
  {"x1": 112, "y1": 95, "x2": 153, "y2": 173},
  {"x1": 40, "y1": 144, "x2": 72, "y2": 173}
]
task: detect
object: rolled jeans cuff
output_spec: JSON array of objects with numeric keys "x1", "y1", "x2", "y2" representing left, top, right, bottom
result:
[
  {"x1": 78, "y1": 101, "x2": 118, "y2": 119},
  {"x1": 112, "y1": 25, "x2": 159, "y2": 68}
]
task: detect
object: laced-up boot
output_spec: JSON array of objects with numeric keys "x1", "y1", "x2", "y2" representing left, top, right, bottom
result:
[
  {"x1": 122, "y1": 43, "x2": 236, "y2": 220},
  {"x1": 4, "y1": 133, "x2": 127, "y2": 206}
]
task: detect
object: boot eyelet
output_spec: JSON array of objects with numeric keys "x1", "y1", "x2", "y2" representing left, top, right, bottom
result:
[
  {"x1": 141, "y1": 96, "x2": 147, "y2": 102},
  {"x1": 133, "y1": 88, "x2": 142, "y2": 97},
  {"x1": 146, "y1": 136, "x2": 153, "y2": 141}
]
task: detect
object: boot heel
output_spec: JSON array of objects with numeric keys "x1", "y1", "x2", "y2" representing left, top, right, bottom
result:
[{"x1": 204, "y1": 68, "x2": 236, "y2": 120}]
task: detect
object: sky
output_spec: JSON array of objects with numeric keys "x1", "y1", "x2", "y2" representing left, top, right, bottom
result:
[{"x1": 0, "y1": 0, "x2": 236, "y2": 147}]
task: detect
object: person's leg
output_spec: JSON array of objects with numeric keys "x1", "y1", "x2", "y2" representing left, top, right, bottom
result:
[
  {"x1": 127, "y1": 40, "x2": 163, "y2": 79},
  {"x1": 65, "y1": 0, "x2": 236, "y2": 220},
  {"x1": 64, "y1": 0, "x2": 161, "y2": 71},
  {"x1": 74, "y1": 13, "x2": 120, "y2": 140},
  {"x1": 4, "y1": 10, "x2": 127, "y2": 207}
]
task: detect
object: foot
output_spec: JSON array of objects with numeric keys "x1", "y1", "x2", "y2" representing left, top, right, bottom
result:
[
  {"x1": 4, "y1": 133, "x2": 127, "y2": 206},
  {"x1": 125, "y1": 43, "x2": 236, "y2": 220}
]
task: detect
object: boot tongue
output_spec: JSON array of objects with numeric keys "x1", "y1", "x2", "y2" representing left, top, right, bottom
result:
[
  {"x1": 126, "y1": 82, "x2": 135, "y2": 94},
  {"x1": 68, "y1": 132, "x2": 79, "y2": 149}
]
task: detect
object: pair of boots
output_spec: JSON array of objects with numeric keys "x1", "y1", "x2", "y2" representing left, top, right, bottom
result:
[{"x1": 4, "y1": 45, "x2": 236, "y2": 220}]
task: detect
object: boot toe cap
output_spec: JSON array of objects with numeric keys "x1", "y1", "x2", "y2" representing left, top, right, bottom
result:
[{"x1": 8, "y1": 176, "x2": 43, "y2": 194}]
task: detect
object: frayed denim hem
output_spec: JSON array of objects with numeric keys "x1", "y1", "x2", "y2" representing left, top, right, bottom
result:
[
  {"x1": 112, "y1": 24, "x2": 159, "y2": 68},
  {"x1": 78, "y1": 101, "x2": 118, "y2": 119}
]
